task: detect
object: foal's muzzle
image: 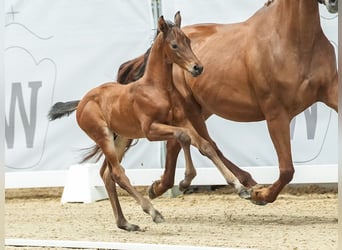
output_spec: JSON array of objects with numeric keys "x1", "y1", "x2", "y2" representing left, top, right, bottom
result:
[{"x1": 191, "y1": 64, "x2": 203, "y2": 77}]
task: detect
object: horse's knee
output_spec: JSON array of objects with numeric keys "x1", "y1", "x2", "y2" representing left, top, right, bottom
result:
[{"x1": 174, "y1": 130, "x2": 191, "y2": 145}]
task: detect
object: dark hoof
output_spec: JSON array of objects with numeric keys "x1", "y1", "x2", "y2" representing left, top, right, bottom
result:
[
  {"x1": 238, "y1": 186, "x2": 268, "y2": 206},
  {"x1": 238, "y1": 188, "x2": 251, "y2": 199},
  {"x1": 119, "y1": 223, "x2": 141, "y2": 232},
  {"x1": 148, "y1": 182, "x2": 158, "y2": 199},
  {"x1": 153, "y1": 210, "x2": 165, "y2": 224},
  {"x1": 250, "y1": 199, "x2": 268, "y2": 206},
  {"x1": 179, "y1": 180, "x2": 190, "y2": 192}
]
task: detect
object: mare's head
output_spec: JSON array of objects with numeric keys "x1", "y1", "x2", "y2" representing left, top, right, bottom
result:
[
  {"x1": 158, "y1": 12, "x2": 203, "y2": 77},
  {"x1": 319, "y1": 0, "x2": 338, "y2": 13}
]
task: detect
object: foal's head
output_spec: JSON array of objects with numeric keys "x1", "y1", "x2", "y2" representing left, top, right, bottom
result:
[
  {"x1": 158, "y1": 12, "x2": 203, "y2": 77},
  {"x1": 318, "y1": 0, "x2": 338, "y2": 13}
]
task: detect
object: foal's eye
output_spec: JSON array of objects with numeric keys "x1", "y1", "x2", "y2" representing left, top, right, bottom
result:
[{"x1": 171, "y1": 43, "x2": 178, "y2": 49}]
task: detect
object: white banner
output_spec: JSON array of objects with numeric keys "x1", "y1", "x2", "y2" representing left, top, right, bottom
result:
[
  {"x1": 5, "y1": 0, "x2": 160, "y2": 172},
  {"x1": 5, "y1": 0, "x2": 338, "y2": 183}
]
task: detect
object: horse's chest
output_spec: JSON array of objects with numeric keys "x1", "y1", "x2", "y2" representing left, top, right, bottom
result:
[{"x1": 156, "y1": 97, "x2": 184, "y2": 124}]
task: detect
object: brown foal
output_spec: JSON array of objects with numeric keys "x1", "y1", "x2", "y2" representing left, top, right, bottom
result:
[{"x1": 49, "y1": 13, "x2": 249, "y2": 231}]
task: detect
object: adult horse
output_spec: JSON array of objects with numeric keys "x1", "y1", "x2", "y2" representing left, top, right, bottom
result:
[
  {"x1": 143, "y1": 0, "x2": 337, "y2": 204},
  {"x1": 49, "y1": 13, "x2": 249, "y2": 231}
]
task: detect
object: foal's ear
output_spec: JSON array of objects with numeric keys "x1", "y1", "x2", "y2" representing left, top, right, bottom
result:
[
  {"x1": 174, "y1": 11, "x2": 181, "y2": 28},
  {"x1": 158, "y1": 16, "x2": 168, "y2": 34}
]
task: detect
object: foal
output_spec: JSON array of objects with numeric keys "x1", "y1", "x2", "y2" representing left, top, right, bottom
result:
[{"x1": 49, "y1": 13, "x2": 247, "y2": 231}]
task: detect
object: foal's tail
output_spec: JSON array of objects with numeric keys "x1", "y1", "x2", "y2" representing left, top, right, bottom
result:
[
  {"x1": 80, "y1": 137, "x2": 135, "y2": 163},
  {"x1": 48, "y1": 100, "x2": 80, "y2": 121}
]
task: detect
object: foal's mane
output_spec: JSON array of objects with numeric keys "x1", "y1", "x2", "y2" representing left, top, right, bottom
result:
[{"x1": 117, "y1": 20, "x2": 176, "y2": 84}]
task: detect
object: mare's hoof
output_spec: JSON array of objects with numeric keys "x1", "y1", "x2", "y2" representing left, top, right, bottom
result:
[
  {"x1": 250, "y1": 199, "x2": 268, "y2": 206},
  {"x1": 249, "y1": 184, "x2": 268, "y2": 206},
  {"x1": 153, "y1": 210, "x2": 165, "y2": 224},
  {"x1": 178, "y1": 180, "x2": 190, "y2": 192},
  {"x1": 148, "y1": 181, "x2": 159, "y2": 199}
]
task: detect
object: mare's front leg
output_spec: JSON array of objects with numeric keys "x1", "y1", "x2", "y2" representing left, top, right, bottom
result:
[
  {"x1": 149, "y1": 139, "x2": 181, "y2": 199},
  {"x1": 149, "y1": 98, "x2": 257, "y2": 199},
  {"x1": 251, "y1": 109, "x2": 294, "y2": 203}
]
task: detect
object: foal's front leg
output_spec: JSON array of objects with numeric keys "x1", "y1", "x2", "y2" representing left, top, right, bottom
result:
[
  {"x1": 146, "y1": 122, "x2": 248, "y2": 197},
  {"x1": 149, "y1": 99, "x2": 257, "y2": 199},
  {"x1": 145, "y1": 123, "x2": 198, "y2": 193}
]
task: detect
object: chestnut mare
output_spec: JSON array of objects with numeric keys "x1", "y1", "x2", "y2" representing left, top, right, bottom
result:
[
  {"x1": 49, "y1": 13, "x2": 249, "y2": 231},
  {"x1": 156, "y1": 0, "x2": 338, "y2": 204},
  {"x1": 112, "y1": 0, "x2": 339, "y2": 204}
]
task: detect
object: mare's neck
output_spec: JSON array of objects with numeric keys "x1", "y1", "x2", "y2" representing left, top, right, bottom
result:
[
  {"x1": 143, "y1": 34, "x2": 173, "y2": 89},
  {"x1": 274, "y1": 0, "x2": 321, "y2": 49}
]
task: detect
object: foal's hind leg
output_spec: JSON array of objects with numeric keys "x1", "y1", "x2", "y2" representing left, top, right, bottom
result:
[
  {"x1": 100, "y1": 160, "x2": 140, "y2": 231},
  {"x1": 102, "y1": 134, "x2": 164, "y2": 227}
]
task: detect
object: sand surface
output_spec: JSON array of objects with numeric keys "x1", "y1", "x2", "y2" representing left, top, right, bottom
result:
[{"x1": 5, "y1": 185, "x2": 338, "y2": 250}]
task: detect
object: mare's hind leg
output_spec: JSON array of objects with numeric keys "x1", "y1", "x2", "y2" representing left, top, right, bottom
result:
[{"x1": 100, "y1": 160, "x2": 140, "y2": 231}]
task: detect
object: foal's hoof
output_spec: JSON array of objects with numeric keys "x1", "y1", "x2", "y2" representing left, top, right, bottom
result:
[
  {"x1": 119, "y1": 223, "x2": 141, "y2": 232},
  {"x1": 238, "y1": 188, "x2": 252, "y2": 199},
  {"x1": 238, "y1": 185, "x2": 268, "y2": 206},
  {"x1": 153, "y1": 210, "x2": 165, "y2": 224}
]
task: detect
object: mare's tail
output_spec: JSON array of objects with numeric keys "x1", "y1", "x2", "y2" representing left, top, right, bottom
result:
[{"x1": 48, "y1": 100, "x2": 80, "y2": 120}]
